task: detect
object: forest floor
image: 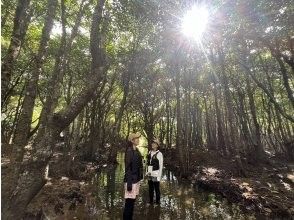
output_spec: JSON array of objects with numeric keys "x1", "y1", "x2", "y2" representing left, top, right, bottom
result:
[
  {"x1": 23, "y1": 152, "x2": 105, "y2": 219},
  {"x1": 164, "y1": 149, "x2": 294, "y2": 219},
  {"x1": 2, "y1": 147, "x2": 293, "y2": 219},
  {"x1": 1, "y1": 147, "x2": 110, "y2": 219}
]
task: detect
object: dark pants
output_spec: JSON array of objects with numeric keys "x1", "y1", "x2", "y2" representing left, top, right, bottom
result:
[
  {"x1": 123, "y1": 198, "x2": 135, "y2": 220},
  {"x1": 148, "y1": 180, "x2": 160, "y2": 204}
]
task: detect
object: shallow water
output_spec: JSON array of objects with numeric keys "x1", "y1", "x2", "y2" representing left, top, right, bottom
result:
[{"x1": 64, "y1": 152, "x2": 257, "y2": 220}]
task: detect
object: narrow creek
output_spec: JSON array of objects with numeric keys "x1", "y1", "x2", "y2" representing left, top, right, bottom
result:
[{"x1": 63, "y1": 151, "x2": 257, "y2": 220}]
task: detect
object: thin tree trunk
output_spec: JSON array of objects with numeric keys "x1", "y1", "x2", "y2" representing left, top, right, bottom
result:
[
  {"x1": 1, "y1": 0, "x2": 32, "y2": 106},
  {"x1": 4, "y1": 84, "x2": 25, "y2": 146},
  {"x1": 218, "y1": 47, "x2": 246, "y2": 176},
  {"x1": 175, "y1": 66, "x2": 186, "y2": 174},
  {"x1": 36, "y1": 0, "x2": 87, "y2": 141},
  {"x1": 240, "y1": 61, "x2": 294, "y2": 123},
  {"x1": 165, "y1": 87, "x2": 171, "y2": 148},
  {"x1": 245, "y1": 76, "x2": 266, "y2": 161},
  {"x1": 2, "y1": 0, "x2": 106, "y2": 218},
  {"x1": 10, "y1": 0, "x2": 58, "y2": 163},
  {"x1": 235, "y1": 88, "x2": 252, "y2": 152},
  {"x1": 204, "y1": 96, "x2": 213, "y2": 147},
  {"x1": 266, "y1": 51, "x2": 294, "y2": 108},
  {"x1": 211, "y1": 71, "x2": 226, "y2": 155}
]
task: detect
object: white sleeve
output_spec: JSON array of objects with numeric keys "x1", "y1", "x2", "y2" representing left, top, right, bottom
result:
[
  {"x1": 146, "y1": 152, "x2": 154, "y2": 175},
  {"x1": 157, "y1": 152, "x2": 163, "y2": 181}
]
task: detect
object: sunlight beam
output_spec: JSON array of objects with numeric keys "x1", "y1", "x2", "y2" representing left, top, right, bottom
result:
[{"x1": 181, "y1": 5, "x2": 209, "y2": 41}]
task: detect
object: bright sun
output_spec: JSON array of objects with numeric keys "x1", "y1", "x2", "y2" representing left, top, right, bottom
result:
[{"x1": 181, "y1": 6, "x2": 209, "y2": 41}]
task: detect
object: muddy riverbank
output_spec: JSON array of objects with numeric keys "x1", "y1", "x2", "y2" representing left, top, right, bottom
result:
[
  {"x1": 164, "y1": 149, "x2": 294, "y2": 219},
  {"x1": 19, "y1": 149, "x2": 283, "y2": 219}
]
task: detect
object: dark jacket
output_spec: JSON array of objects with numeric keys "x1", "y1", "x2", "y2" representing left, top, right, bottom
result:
[
  {"x1": 147, "y1": 151, "x2": 160, "y2": 171},
  {"x1": 124, "y1": 147, "x2": 143, "y2": 190}
]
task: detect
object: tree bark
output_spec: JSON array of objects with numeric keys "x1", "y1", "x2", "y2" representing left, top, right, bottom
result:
[
  {"x1": 2, "y1": 0, "x2": 107, "y2": 218},
  {"x1": 165, "y1": 86, "x2": 171, "y2": 148},
  {"x1": 240, "y1": 61, "x2": 294, "y2": 123},
  {"x1": 1, "y1": 0, "x2": 32, "y2": 107},
  {"x1": 174, "y1": 64, "x2": 187, "y2": 174},
  {"x1": 218, "y1": 47, "x2": 246, "y2": 176},
  {"x1": 245, "y1": 75, "x2": 266, "y2": 162},
  {"x1": 10, "y1": 0, "x2": 58, "y2": 163},
  {"x1": 273, "y1": 53, "x2": 294, "y2": 108},
  {"x1": 36, "y1": 0, "x2": 87, "y2": 143}
]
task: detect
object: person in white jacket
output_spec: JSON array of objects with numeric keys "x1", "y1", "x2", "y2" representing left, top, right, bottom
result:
[{"x1": 146, "y1": 138, "x2": 163, "y2": 205}]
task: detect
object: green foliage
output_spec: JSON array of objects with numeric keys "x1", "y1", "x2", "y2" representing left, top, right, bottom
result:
[{"x1": 2, "y1": 0, "x2": 293, "y2": 156}]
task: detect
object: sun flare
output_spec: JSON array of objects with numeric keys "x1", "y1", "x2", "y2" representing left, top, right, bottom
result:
[{"x1": 181, "y1": 6, "x2": 209, "y2": 41}]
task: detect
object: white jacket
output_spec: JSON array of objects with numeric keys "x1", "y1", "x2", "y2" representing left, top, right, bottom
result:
[{"x1": 147, "y1": 150, "x2": 163, "y2": 181}]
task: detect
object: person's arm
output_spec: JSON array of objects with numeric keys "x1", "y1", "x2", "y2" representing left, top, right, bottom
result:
[
  {"x1": 125, "y1": 149, "x2": 133, "y2": 191},
  {"x1": 146, "y1": 151, "x2": 151, "y2": 175},
  {"x1": 145, "y1": 152, "x2": 148, "y2": 173},
  {"x1": 157, "y1": 152, "x2": 163, "y2": 181}
]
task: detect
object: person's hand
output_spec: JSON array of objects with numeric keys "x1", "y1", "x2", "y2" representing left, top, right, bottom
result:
[{"x1": 144, "y1": 172, "x2": 150, "y2": 179}]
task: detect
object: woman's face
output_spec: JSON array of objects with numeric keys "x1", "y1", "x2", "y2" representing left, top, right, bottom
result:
[
  {"x1": 151, "y1": 143, "x2": 158, "y2": 151},
  {"x1": 132, "y1": 137, "x2": 140, "y2": 146}
]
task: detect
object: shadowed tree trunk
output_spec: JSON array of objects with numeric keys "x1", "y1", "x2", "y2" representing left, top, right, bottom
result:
[
  {"x1": 174, "y1": 63, "x2": 187, "y2": 175},
  {"x1": 109, "y1": 66, "x2": 132, "y2": 163},
  {"x1": 240, "y1": 58, "x2": 294, "y2": 123},
  {"x1": 10, "y1": 0, "x2": 58, "y2": 164},
  {"x1": 1, "y1": 0, "x2": 32, "y2": 107},
  {"x1": 165, "y1": 86, "x2": 171, "y2": 148},
  {"x1": 218, "y1": 46, "x2": 246, "y2": 176},
  {"x1": 37, "y1": 0, "x2": 88, "y2": 140},
  {"x1": 2, "y1": 0, "x2": 107, "y2": 219},
  {"x1": 245, "y1": 75, "x2": 267, "y2": 162},
  {"x1": 273, "y1": 53, "x2": 294, "y2": 108}
]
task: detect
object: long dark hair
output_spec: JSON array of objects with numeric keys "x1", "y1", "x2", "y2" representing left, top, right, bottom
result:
[{"x1": 126, "y1": 140, "x2": 133, "y2": 149}]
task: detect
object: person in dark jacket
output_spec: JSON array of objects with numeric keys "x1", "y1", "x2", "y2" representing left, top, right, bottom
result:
[
  {"x1": 146, "y1": 138, "x2": 163, "y2": 205},
  {"x1": 123, "y1": 132, "x2": 143, "y2": 220}
]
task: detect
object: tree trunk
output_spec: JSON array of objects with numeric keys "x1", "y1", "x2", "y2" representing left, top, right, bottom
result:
[
  {"x1": 235, "y1": 88, "x2": 252, "y2": 153},
  {"x1": 204, "y1": 97, "x2": 212, "y2": 147},
  {"x1": 192, "y1": 97, "x2": 203, "y2": 148},
  {"x1": 37, "y1": 0, "x2": 88, "y2": 143},
  {"x1": 2, "y1": 84, "x2": 25, "y2": 146},
  {"x1": 270, "y1": 51, "x2": 294, "y2": 108},
  {"x1": 2, "y1": 0, "x2": 107, "y2": 218},
  {"x1": 110, "y1": 68, "x2": 131, "y2": 163},
  {"x1": 165, "y1": 87, "x2": 171, "y2": 148},
  {"x1": 10, "y1": 0, "x2": 58, "y2": 163},
  {"x1": 218, "y1": 47, "x2": 246, "y2": 176},
  {"x1": 175, "y1": 66, "x2": 186, "y2": 174},
  {"x1": 245, "y1": 76, "x2": 266, "y2": 162},
  {"x1": 240, "y1": 61, "x2": 294, "y2": 123},
  {"x1": 1, "y1": 0, "x2": 32, "y2": 107},
  {"x1": 211, "y1": 71, "x2": 227, "y2": 155}
]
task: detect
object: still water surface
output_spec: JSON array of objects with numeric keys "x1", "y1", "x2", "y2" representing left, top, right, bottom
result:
[{"x1": 65, "y1": 151, "x2": 256, "y2": 220}]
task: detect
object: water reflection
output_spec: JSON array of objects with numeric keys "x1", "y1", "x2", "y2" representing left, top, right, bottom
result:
[{"x1": 66, "y1": 152, "x2": 256, "y2": 220}]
